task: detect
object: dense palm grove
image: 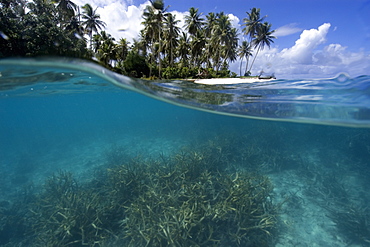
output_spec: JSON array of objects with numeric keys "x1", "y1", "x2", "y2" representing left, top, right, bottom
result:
[{"x1": 0, "y1": 0, "x2": 275, "y2": 78}]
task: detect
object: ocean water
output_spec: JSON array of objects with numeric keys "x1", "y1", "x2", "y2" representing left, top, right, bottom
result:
[{"x1": 0, "y1": 58, "x2": 369, "y2": 246}]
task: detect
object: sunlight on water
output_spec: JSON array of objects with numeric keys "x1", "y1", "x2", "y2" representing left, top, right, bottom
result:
[{"x1": 1, "y1": 58, "x2": 370, "y2": 127}]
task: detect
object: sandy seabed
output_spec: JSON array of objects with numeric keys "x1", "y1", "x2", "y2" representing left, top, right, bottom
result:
[{"x1": 1, "y1": 133, "x2": 367, "y2": 247}]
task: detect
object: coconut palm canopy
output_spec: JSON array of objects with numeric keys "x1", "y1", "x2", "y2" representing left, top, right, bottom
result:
[{"x1": 0, "y1": 0, "x2": 275, "y2": 78}]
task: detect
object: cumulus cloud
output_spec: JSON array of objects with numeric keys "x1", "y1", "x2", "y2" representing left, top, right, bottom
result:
[
  {"x1": 274, "y1": 23, "x2": 303, "y2": 37},
  {"x1": 74, "y1": 0, "x2": 150, "y2": 42},
  {"x1": 239, "y1": 22, "x2": 370, "y2": 78},
  {"x1": 228, "y1": 14, "x2": 241, "y2": 30},
  {"x1": 312, "y1": 44, "x2": 370, "y2": 76},
  {"x1": 170, "y1": 10, "x2": 187, "y2": 32},
  {"x1": 99, "y1": 3, "x2": 148, "y2": 42},
  {"x1": 75, "y1": 1, "x2": 370, "y2": 78},
  {"x1": 280, "y1": 23, "x2": 331, "y2": 64},
  {"x1": 74, "y1": 0, "x2": 191, "y2": 43}
]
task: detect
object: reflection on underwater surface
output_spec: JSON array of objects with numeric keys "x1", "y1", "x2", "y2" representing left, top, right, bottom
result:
[
  {"x1": 0, "y1": 58, "x2": 370, "y2": 246},
  {"x1": 1, "y1": 58, "x2": 370, "y2": 127}
]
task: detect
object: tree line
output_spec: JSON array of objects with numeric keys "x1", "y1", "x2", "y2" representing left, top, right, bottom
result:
[{"x1": 0, "y1": 0, "x2": 276, "y2": 79}]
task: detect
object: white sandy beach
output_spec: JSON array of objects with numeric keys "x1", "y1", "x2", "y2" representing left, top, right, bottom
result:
[{"x1": 193, "y1": 77, "x2": 275, "y2": 85}]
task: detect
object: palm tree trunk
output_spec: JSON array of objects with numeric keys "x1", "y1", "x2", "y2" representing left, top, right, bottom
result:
[
  {"x1": 170, "y1": 40, "x2": 174, "y2": 66},
  {"x1": 245, "y1": 37, "x2": 253, "y2": 75},
  {"x1": 149, "y1": 39, "x2": 154, "y2": 77},
  {"x1": 245, "y1": 56, "x2": 250, "y2": 76},
  {"x1": 158, "y1": 21, "x2": 162, "y2": 79},
  {"x1": 248, "y1": 45, "x2": 261, "y2": 74},
  {"x1": 239, "y1": 58, "x2": 243, "y2": 77},
  {"x1": 89, "y1": 32, "x2": 92, "y2": 50}
]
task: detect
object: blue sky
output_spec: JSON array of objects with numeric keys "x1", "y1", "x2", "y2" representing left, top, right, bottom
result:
[
  {"x1": 162, "y1": 0, "x2": 370, "y2": 51},
  {"x1": 75, "y1": 0, "x2": 370, "y2": 78}
]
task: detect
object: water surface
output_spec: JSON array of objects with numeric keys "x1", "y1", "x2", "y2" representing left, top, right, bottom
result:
[{"x1": 0, "y1": 58, "x2": 369, "y2": 246}]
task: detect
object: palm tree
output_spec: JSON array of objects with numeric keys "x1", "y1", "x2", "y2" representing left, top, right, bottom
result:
[
  {"x1": 81, "y1": 3, "x2": 106, "y2": 49},
  {"x1": 142, "y1": 6, "x2": 157, "y2": 76},
  {"x1": 204, "y1": 12, "x2": 217, "y2": 38},
  {"x1": 210, "y1": 13, "x2": 226, "y2": 71},
  {"x1": 203, "y1": 12, "x2": 217, "y2": 68},
  {"x1": 210, "y1": 13, "x2": 238, "y2": 71},
  {"x1": 116, "y1": 38, "x2": 129, "y2": 62},
  {"x1": 177, "y1": 32, "x2": 190, "y2": 67},
  {"x1": 242, "y1": 8, "x2": 266, "y2": 43},
  {"x1": 184, "y1": 7, "x2": 205, "y2": 37},
  {"x1": 224, "y1": 27, "x2": 239, "y2": 63},
  {"x1": 92, "y1": 33, "x2": 102, "y2": 53},
  {"x1": 150, "y1": 0, "x2": 164, "y2": 10},
  {"x1": 94, "y1": 31, "x2": 116, "y2": 67},
  {"x1": 249, "y1": 22, "x2": 275, "y2": 72},
  {"x1": 54, "y1": 0, "x2": 77, "y2": 22},
  {"x1": 113, "y1": 38, "x2": 129, "y2": 72},
  {"x1": 132, "y1": 33, "x2": 148, "y2": 57},
  {"x1": 238, "y1": 41, "x2": 253, "y2": 76},
  {"x1": 64, "y1": 15, "x2": 85, "y2": 39},
  {"x1": 142, "y1": 0, "x2": 168, "y2": 78},
  {"x1": 190, "y1": 30, "x2": 206, "y2": 68},
  {"x1": 242, "y1": 8, "x2": 266, "y2": 74},
  {"x1": 163, "y1": 13, "x2": 180, "y2": 66}
]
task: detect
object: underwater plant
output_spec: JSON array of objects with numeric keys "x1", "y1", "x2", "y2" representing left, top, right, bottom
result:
[
  {"x1": 327, "y1": 205, "x2": 370, "y2": 246},
  {"x1": 1, "y1": 136, "x2": 279, "y2": 246},
  {"x1": 28, "y1": 171, "x2": 118, "y2": 246},
  {"x1": 115, "y1": 149, "x2": 278, "y2": 246}
]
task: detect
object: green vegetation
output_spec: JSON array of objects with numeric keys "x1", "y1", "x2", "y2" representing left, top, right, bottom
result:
[
  {"x1": 0, "y1": 138, "x2": 279, "y2": 246},
  {"x1": 28, "y1": 171, "x2": 117, "y2": 246},
  {"x1": 0, "y1": 0, "x2": 89, "y2": 58},
  {"x1": 0, "y1": 0, "x2": 275, "y2": 78}
]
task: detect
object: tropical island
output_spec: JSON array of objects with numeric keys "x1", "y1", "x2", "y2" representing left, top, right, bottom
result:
[{"x1": 0, "y1": 0, "x2": 276, "y2": 80}]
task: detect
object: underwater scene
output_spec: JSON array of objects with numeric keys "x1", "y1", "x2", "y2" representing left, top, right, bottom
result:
[{"x1": 0, "y1": 59, "x2": 370, "y2": 247}]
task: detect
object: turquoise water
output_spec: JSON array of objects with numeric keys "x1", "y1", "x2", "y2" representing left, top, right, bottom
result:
[{"x1": 0, "y1": 58, "x2": 370, "y2": 246}]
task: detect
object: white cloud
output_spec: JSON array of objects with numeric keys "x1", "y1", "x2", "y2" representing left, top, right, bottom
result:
[
  {"x1": 274, "y1": 23, "x2": 303, "y2": 37},
  {"x1": 75, "y1": 1, "x2": 243, "y2": 43},
  {"x1": 74, "y1": 0, "x2": 150, "y2": 42},
  {"x1": 169, "y1": 10, "x2": 187, "y2": 32},
  {"x1": 235, "y1": 23, "x2": 370, "y2": 78},
  {"x1": 75, "y1": 1, "x2": 190, "y2": 43},
  {"x1": 280, "y1": 23, "x2": 331, "y2": 64},
  {"x1": 312, "y1": 44, "x2": 370, "y2": 76},
  {"x1": 228, "y1": 14, "x2": 241, "y2": 30},
  {"x1": 98, "y1": 2, "x2": 148, "y2": 42},
  {"x1": 75, "y1": 1, "x2": 370, "y2": 78}
]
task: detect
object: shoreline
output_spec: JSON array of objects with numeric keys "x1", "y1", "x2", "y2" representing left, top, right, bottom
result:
[{"x1": 192, "y1": 77, "x2": 276, "y2": 85}]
